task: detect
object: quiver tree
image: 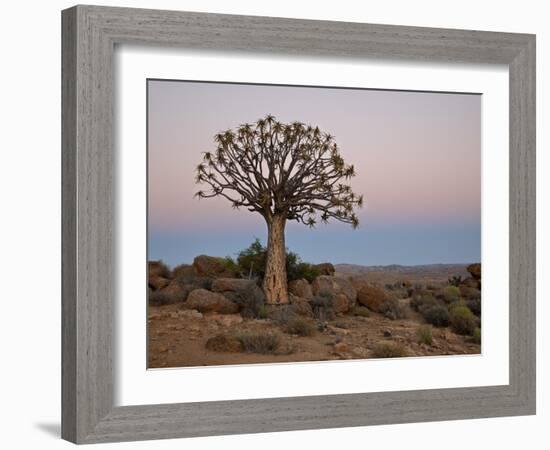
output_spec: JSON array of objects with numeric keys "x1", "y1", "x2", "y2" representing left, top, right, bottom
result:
[{"x1": 195, "y1": 114, "x2": 363, "y2": 304}]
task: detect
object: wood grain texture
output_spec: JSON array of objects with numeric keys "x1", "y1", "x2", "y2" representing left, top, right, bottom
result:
[{"x1": 61, "y1": 4, "x2": 536, "y2": 444}]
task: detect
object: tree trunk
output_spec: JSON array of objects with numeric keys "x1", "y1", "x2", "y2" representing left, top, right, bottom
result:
[{"x1": 263, "y1": 214, "x2": 288, "y2": 304}]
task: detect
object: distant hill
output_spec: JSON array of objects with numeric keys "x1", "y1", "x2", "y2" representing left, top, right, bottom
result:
[{"x1": 334, "y1": 263, "x2": 472, "y2": 286}]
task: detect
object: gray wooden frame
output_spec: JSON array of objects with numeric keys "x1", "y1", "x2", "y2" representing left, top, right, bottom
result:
[{"x1": 61, "y1": 4, "x2": 536, "y2": 444}]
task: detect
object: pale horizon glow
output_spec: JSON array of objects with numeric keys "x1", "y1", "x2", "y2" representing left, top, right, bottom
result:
[{"x1": 148, "y1": 80, "x2": 481, "y2": 267}]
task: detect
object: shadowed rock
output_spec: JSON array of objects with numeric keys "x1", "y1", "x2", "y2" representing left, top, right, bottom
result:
[{"x1": 186, "y1": 289, "x2": 239, "y2": 314}]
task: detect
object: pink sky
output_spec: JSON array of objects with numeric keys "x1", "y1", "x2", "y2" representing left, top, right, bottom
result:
[{"x1": 148, "y1": 80, "x2": 480, "y2": 265}]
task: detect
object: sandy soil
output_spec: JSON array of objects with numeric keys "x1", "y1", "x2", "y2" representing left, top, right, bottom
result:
[{"x1": 148, "y1": 300, "x2": 480, "y2": 368}]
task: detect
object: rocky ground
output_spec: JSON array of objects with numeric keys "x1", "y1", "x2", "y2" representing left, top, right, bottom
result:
[{"x1": 148, "y1": 257, "x2": 482, "y2": 368}]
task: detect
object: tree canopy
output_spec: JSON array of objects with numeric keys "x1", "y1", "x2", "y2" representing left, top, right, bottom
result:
[{"x1": 195, "y1": 114, "x2": 363, "y2": 228}]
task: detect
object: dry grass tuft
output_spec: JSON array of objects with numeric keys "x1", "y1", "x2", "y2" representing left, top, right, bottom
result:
[{"x1": 372, "y1": 341, "x2": 408, "y2": 358}]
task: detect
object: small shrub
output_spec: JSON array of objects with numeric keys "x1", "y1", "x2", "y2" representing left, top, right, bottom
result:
[
  {"x1": 380, "y1": 297, "x2": 407, "y2": 320},
  {"x1": 222, "y1": 282, "x2": 265, "y2": 318},
  {"x1": 448, "y1": 275, "x2": 463, "y2": 287},
  {"x1": 472, "y1": 327, "x2": 481, "y2": 344},
  {"x1": 237, "y1": 331, "x2": 280, "y2": 354},
  {"x1": 174, "y1": 275, "x2": 213, "y2": 291},
  {"x1": 283, "y1": 317, "x2": 316, "y2": 336},
  {"x1": 172, "y1": 263, "x2": 195, "y2": 279},
  {"x1": 205, "y1": 334, "x2": 243, "y2": 352},
  {"x1": 352, "y1": 306, "x2": 370, "y2": 317},
  {"x1": 148, "y1": 290, "x2": 180, "y2": 306},
  {"x1": 256, "y1": 305, "x2": 268, "y2": 319},
  {"x1": 310, "y1": 290, "x2": 335, "y2": 321},
  {"x1": 420, "y1": 304, "x2": 450, "y2": 327},
  {"x1": 450, "y1": 305, "x2": 477, "y2": 335},
  {"x1": 459, "y1": 286, "x2": 481, "y2": 300},
  {"x1": 465, "y1": 298, "x2": 481, "y2": 317},
  {"x1": 416, "y1": 325, "x2": 433, "y2": 345},
  {"x1": 372, "y1": 341, "x2": 407, "y2": 358},
  {"x1": 410, "y1": 293, "x2": 437, "y2": 312},
  {"x1": 438, "y1": 285, "x2": 461, "y2": 304}
]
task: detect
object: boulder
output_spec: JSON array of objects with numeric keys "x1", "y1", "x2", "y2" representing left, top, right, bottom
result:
[
  {"x1": 356, "y1": 284, "x2": 390, "y2": 312},
  {"x1": 461, "y1": 277, "x2": 479, "y2": 288},
  {"x1": 211, "y1": 278, "x2": 265, "y2": 318},
  {"x1": 148, "y1": 275, "x2": 170, "y2": 291},
  {"x1": 186, "y1": 289, "x2": 239, "y2": 314},
  {"x1": 467, "y1": 263, "x2": 481, "y2": 280},
  {"x1": 288, "y1": 278, "x2": 313, "y2": 300},
  {"x1": 333, "y1": 342, "x2": 349, "y2": 353},
  {"x1": 211, "y1": 278, "x2": 255, "y2": 292},
  {"x1": 312, "y1": 275, "x2": 357, "y2": 304},
  {"x1": 314, "y1": 262, "x2": 335, "y2": 276},
  {"x1": 148, "y1": 260, "x2": 171, "y2": 279},
  {"x1": 193, "y1": 255, "x2": 237, "y2": 278},
  {"x1": 288, "y1": 294, "x2": 314, "y2": 317},
  {"x1": 160, "y1": 279, "x2": 186, "y2": 301},
  {"x1": 333, "y1": 293, "x2": 351, "y2": 314}
]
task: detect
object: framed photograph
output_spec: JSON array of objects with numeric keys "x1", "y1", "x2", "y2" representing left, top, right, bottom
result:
[{"x1": 62, "y1": 5, "x2": 536, "y2": 444}]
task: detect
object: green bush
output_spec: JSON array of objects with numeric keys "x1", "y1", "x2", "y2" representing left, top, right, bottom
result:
[
  {"x1": 416, "y1": 325, "x2": 433, "y2": 345},
  {"x1": 288, "y1": 261, "x2": 320, "y2": 283},
  {"x1": 420, "y1": 304, "x2": 450, "y2": 327},
  {"x1": 237, "y1": 239, "x2": 267, "y2": 279},
  {"x1": 221, "y1": 256, "x2": 241, "y2": 276},
  {"x1": 472, "y1": 327, "x2": 481, "y2": 344},
  {"x1": 237, "y1": 331, "x2": 280, "y2": 354},
  {"x1": 372, "y1": 341, "x2": 407, "y2": 358},
  {"x1": 438, "y1": 285, "x2": 461, "y2": 304},
  {"x1": 450, "y1": 305, "x2": 477, "y2": 335},
  {"x1": 236, "y1": 238, "x2": 320, "y2": 282},
  {"x1": 283, "y1": 317, "x2": 316, "y2": 336}
]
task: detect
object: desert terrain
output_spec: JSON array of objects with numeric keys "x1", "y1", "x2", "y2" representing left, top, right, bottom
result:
[{"x1": 148, "y1": 257, "x2": 481, "y2": 368}]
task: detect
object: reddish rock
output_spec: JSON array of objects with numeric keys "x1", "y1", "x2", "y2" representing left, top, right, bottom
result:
[
  {"x1": 288, "y1": 279, "x2": 313, "y2": 300},
  {"x1": 161, "y1": 279, "x2": 185, "y2": 297},
  {"x1": 356, "y1": 284, "x2": 389, "y2": 312},
  {"x1": 186, "y1": 289, "x2": 239, "y2": 314},
  {"x1": 288, "y1": 295, "x2": 314, "y2": 317},
  {"x1": 314, "y1": 263, "x2": 335, "y2": 276},
  {"x1": 312, "y1": 276, "x2": 357, "y2": 305},
  {"x1": 333, "y1": 342, "x2": 349, "y2": 353},
  {"x1": 211, "y1": 278, "x2": 256, "y2": 293},
  {"x1": 149, "y1": 275, "x2": 170, "y2": 291},
  {"x1": 148, "y1": 260, "x2": 171, "y2": 278},
  {"x1": 193, "y1": 255, "x2": 237, "y2": 278},
  {"x1": 333, "y1": 293, "x2": 351, "y2": 314},
  {"x1": 467, "y1": 263, "x2": 481, "y2": 280}
]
